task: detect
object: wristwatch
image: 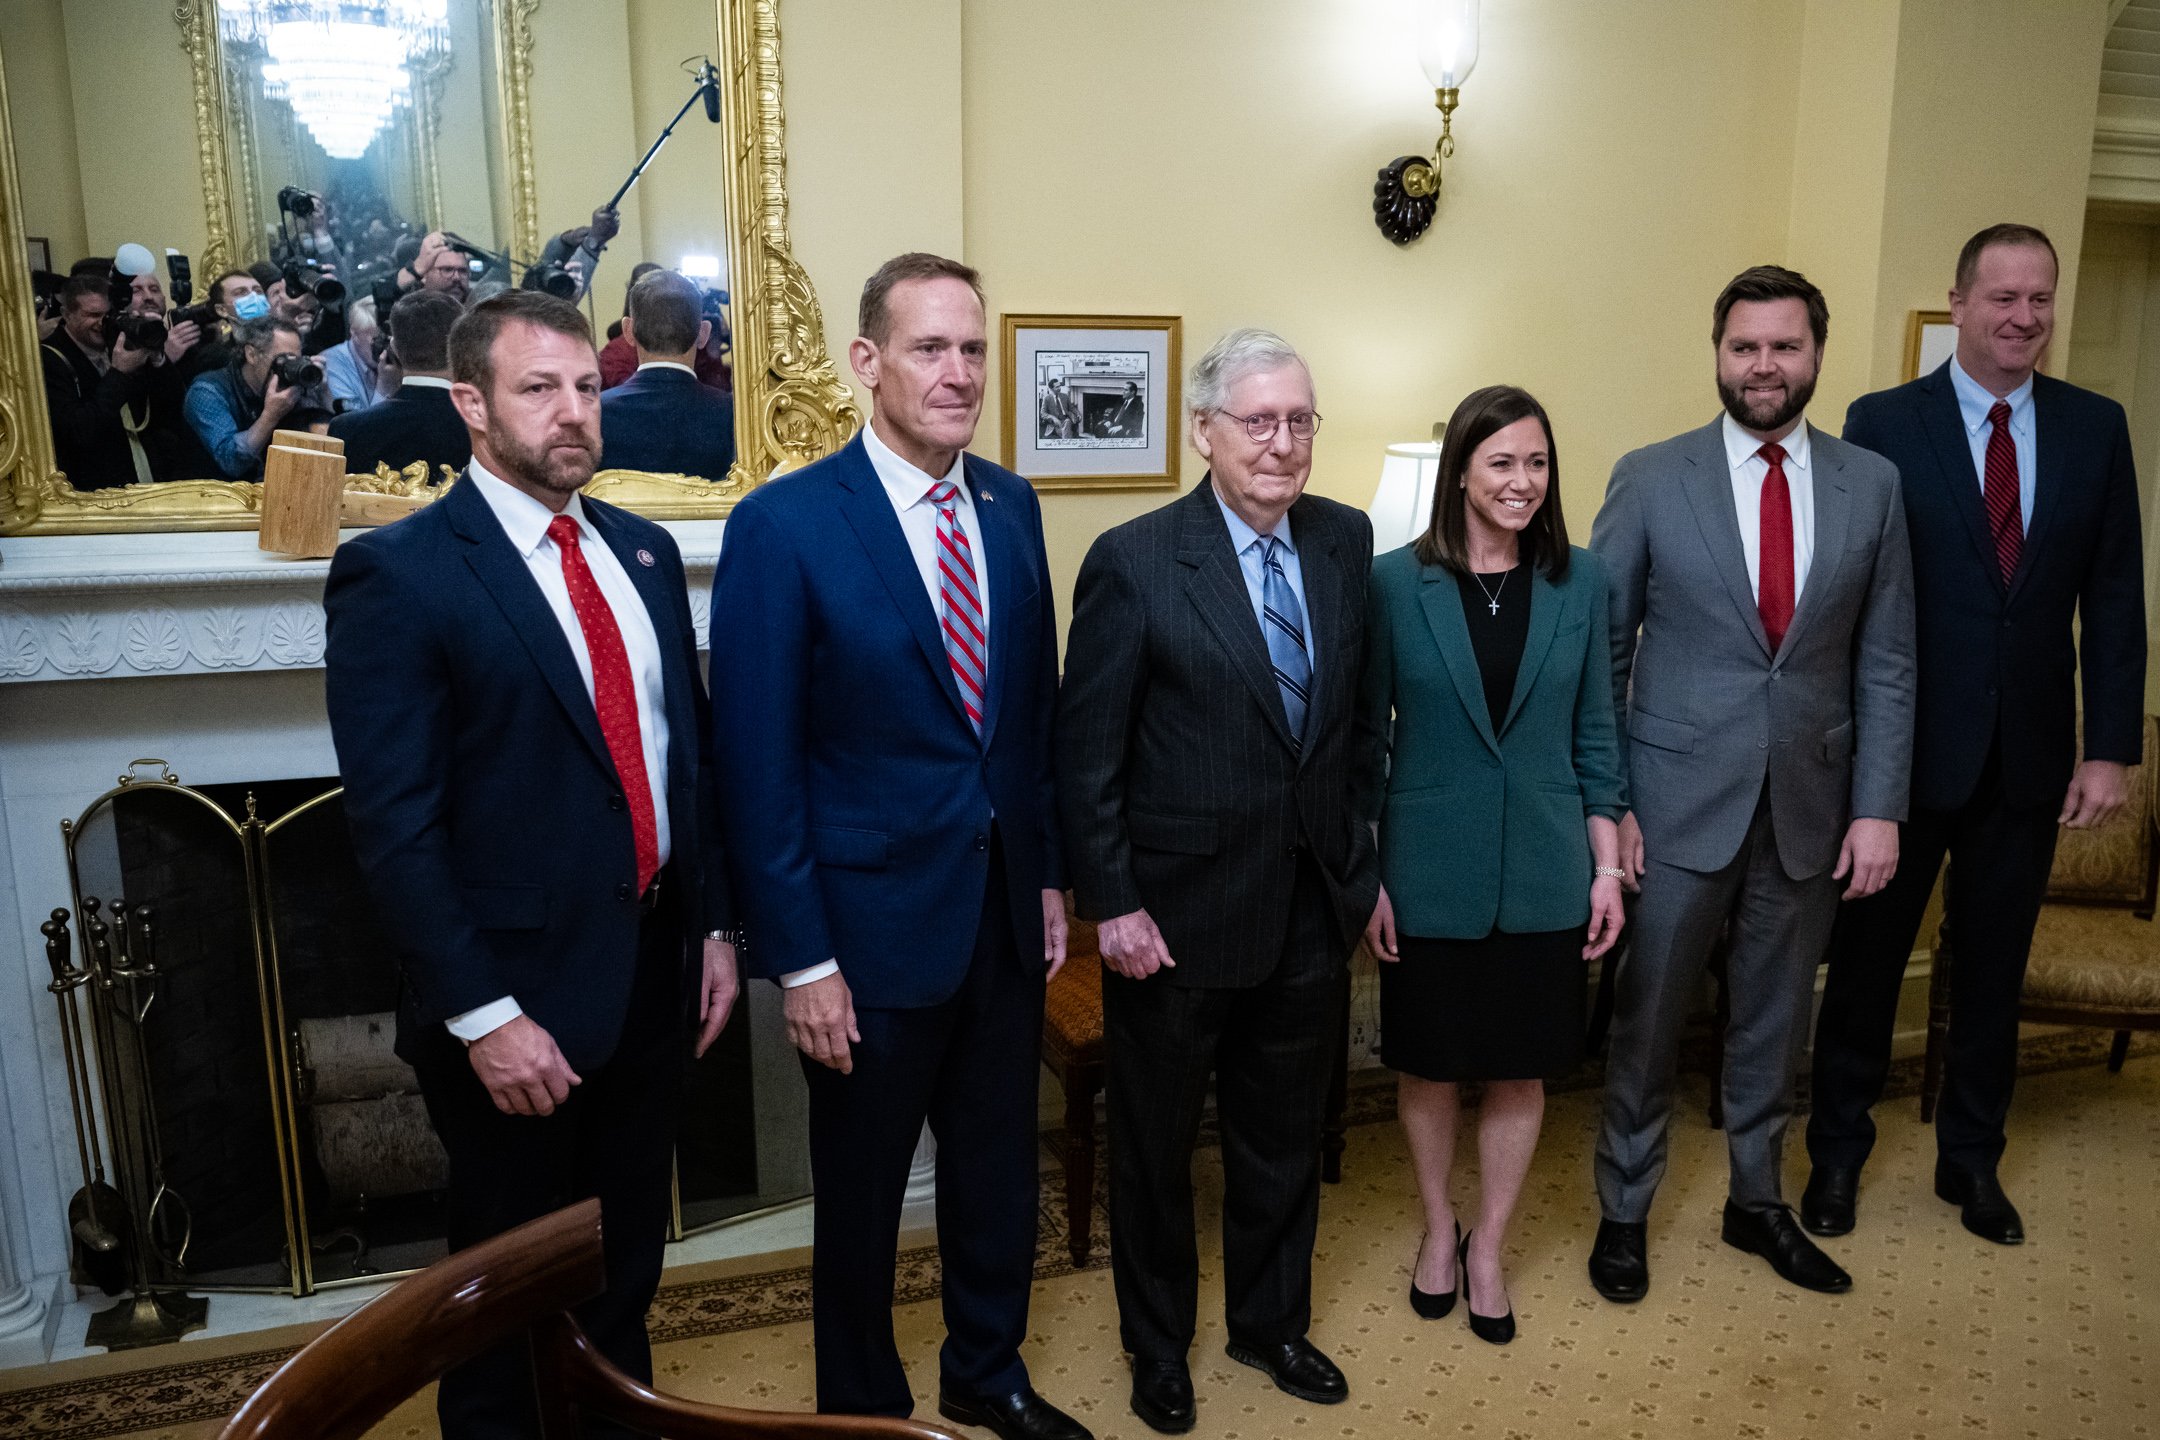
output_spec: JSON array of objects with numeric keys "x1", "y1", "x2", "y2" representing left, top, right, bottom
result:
[{"x1": 705, "y1": 927, "x2": 741, "y2": 946}]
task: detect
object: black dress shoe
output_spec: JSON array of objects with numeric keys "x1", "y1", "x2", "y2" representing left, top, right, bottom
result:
[
  {"x1": 1409, "y1": 1221, "x2": 1459, "y2": 1318},
  {"x1": 1935, "y1": 1161, "x2": 2025, "y2": 1245},
  {"x1": 937, "y1": 1384, "x2": 1093, "y2": 1440},
  {"x1": 1224, "y1": 1336, "x2": 1348, "y2": 1405},
  {"x1": 1588, "y1": 1217, "x2": 1648, "y2": 1303},
  {"x1": 1801, "y1": 1165, "x2": 1859, "y2": 1237},
  {"x1": 1128, "y1": 1359, "x2": 1195, "y2": 1435},
  {"x1": 1720, "y1": 1202, "x2": 1852, "y2": 1293},
  {"x1": 1459, "y1": 1228, "x2": 1514, "y2": 1345}
]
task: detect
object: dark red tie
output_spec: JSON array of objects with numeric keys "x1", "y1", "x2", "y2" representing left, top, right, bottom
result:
[
  {"x1": 547, "y1": 514, "x2": 659, "y2": 892},
  {"x1": 1757, "y1": 442, "x2": 1795, "y2": 653},
  {"x1": 1983, "y1": 400, "x2": 2024, "y2": 585}
]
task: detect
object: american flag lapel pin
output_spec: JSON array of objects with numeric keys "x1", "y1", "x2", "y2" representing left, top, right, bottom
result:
[
  {"x1": 636, "y1": 548, "x2": 657, "y2": 567},
  {"x1": 980, "y1": 490, "x2": 995, "y2": 504}
]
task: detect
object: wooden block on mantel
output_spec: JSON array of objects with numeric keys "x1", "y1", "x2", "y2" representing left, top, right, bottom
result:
[{"x1": 259, "y1": 430, "x2": 348, "y2": 559}]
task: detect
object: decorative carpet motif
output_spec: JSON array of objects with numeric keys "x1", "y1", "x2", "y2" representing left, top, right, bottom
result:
[{"x1": 3, "y1": 1032, "x2": 2153, "y2": 1440}]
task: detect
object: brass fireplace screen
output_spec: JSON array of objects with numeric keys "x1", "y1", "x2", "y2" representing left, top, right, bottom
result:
[{"x1": 49, "y1": 760, "x2": 766, "y2": 1335}]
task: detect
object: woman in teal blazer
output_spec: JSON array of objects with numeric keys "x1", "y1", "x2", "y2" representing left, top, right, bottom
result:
[{"x1": 1356, "y1": 385, "x2": 1627, "y2": 1345}]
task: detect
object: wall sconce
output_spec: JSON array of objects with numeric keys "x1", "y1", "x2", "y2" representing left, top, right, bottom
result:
[{"x1": 1373, "y1": 0, "x2": 1480, "y2": 245}]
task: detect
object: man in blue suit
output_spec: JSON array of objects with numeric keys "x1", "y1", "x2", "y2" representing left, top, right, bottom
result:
[
  {"x1": 598, "y1": 269, "x2": 736, "y2": 481},
  {"x1": 1805, "y1": 224, "x2": 2147, "y2": 1246},
  {"x1": 709, "y1": 253, "x2": 1086, "y2": 1440},
  {"x1": 326, "y1": 290, "x2": 739, "y2": 1439}
]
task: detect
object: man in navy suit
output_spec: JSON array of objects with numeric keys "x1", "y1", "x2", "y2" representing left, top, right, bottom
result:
[
  {"x1": 709, "y1": 253, "x2": 1087, "y2": 1440},
  {"x1": 1805, "y1": 224, "x2": 2147, "y2": 1247},
  {"x1": 325, "y1": 290, "x2": 739, "y2": 1439},
  {"x1": 598, "y1": 269, "x2": 737, "y2": 481},
  {"x1": 328, "y1": 290, "x2": 470, "y2": 481}
]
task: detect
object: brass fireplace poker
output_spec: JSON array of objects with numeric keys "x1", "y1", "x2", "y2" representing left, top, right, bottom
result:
[{"x1": 40, "y1": 909, "x2": 127, "y2": 1295}]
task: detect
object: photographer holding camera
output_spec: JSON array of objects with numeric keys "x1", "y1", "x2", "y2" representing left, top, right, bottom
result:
[
  {"x1": 322, "y1": 294, "x2": 384, "y2": 415},
  {"x1": 183, "y1": 315, "x2": 333, "y2": 480},
  {"x1": 40, "y1": 274, "x2": 162, "y2": 489}
]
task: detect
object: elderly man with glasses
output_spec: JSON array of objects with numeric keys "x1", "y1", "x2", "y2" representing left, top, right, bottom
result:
[{"x1": 1057, "y1": 328, "x2": 1381, "y2": 1434}]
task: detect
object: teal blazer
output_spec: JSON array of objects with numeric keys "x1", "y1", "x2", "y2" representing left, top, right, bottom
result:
[{"x1": 1355, "y1": 543, "x2": 1625, "y2": 939}]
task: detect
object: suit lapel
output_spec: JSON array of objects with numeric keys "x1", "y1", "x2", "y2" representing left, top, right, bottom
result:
[
  {"x1": 1178, "y1": 481, "x2": 1299, "y2": 754},
  {"x1": 2011, "y1": 376, "x2": 2065, "y2": 603},
  {"x1": 1287, "y1": 498, "x2": 1345, "y2": 768},
  {"x1": 1498, "y1": 565, "x2": 1561, "y2": 735},
  {"x1": 444, "y1": 475, "x2": 615, "y2": 778},
  {"x1": 832, "y1": 437, "x2": 976, "y2": 734},
  {"x1": 1416, "y1": 566, "x2": 1501, "y2": 758},
  {"x1": 1677, "y1": 421, "x2": 1772, "y2": 658},
  {"x1": 1917, "y1": 363, "x2": 2004, "y2": 594},
  {"x1": 1774, "y1": 425, "x2": 1850, "y2": 659},
  {"x1": 967, "y1": 455, "x2": 1019, "y2": 751}
]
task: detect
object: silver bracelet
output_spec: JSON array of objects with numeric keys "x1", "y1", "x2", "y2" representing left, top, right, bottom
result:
[{"x1": 1594, "y1": 867, "x2": 1626, "y2": 880}]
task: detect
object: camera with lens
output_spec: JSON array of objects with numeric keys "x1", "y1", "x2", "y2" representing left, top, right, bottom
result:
[
  {"x1": 162, "y1": 251, "x2": 218, "y2": 330},
  {"x1": 268, "y1": 353, "x2": 323, "y2": 389},
  {"x1": 281, "y1": 259, "x2": 345, "y2": 306},
  {"x1": 102, "y1": 306, "x2": 167, "y2": 354},
  {"x1": 523, "y1": 262, "x2": 580, "y2": 300},
  {"x1": 31, "y1": 269, "x2": 64, "y2": 322},
  {"x1": 277, "y1": 185, "x2": 322, "y2": 220}
]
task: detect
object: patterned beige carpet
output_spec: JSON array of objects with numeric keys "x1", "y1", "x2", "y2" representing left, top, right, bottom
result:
[{"x1": 9, "y1": 1043, "x2": 2156, "y2": 1440}]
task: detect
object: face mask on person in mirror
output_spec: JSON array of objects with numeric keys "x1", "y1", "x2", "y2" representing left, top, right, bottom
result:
[{"x1": 233, "y1": 293, "x2": 271, "y2": 322}]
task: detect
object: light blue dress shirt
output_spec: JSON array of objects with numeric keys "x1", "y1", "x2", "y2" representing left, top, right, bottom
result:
[
  {"x1": 1948, "y1": 355, "x2": 2036, "y2": 529},
  {"x1": 1213, "y1": 487, "x2": 1318, "y2": 674}
]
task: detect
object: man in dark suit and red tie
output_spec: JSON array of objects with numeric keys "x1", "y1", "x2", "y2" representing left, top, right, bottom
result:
[
  {"x1": 1805, "y1": 224, "x2": 2148, "y2": 1247},
  {"x1": 708, "y1": 254, "x2": 1087, "y2": 1440},
  {"x1": 324, "y1": 290, "x2": 739, "y2": 1439}
]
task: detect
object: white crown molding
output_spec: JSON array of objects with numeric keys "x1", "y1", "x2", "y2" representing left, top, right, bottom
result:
[{"x1": 0, "y1": 521, "x2": 724, "y2": 683}]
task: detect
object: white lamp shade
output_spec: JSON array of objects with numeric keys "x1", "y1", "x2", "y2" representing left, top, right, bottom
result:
[
  {"x1": 1370, "y1": 441, "x2": 1443, "y2": 550},
  {"x1": 1416, "y1": 0, "x2": 1480, "y2": 90}
]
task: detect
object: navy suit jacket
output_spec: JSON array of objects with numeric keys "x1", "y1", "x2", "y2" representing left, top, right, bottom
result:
[
  {"x1": 324, "y1": 474, "x2": 733, "y2": 1070},
  {"x1": 1845, "y1": 362, "x2": 2146, "y2": 813},
  {"x1": 327, "y1": 382, "x2": 470, "y2": 481},
  {"x1": 599, "y1": 365, "x2": 737, "y2": 482},
  {"x1": 709, "y1": 433, "x2": 1062, "y2": 1007}
]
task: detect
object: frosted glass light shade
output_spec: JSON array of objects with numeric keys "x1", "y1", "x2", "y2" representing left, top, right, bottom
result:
[
  {"x1": 1416, "y1": 0, "x2": 1480, "y2": 90},
  {"x1": 1370, "y1": 441, "x2": 1443, "y2": 550}
]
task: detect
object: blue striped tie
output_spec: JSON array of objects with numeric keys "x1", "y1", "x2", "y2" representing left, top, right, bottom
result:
[{"x1": 1258, "y1": 535, "x2": 1309, "y2": 749}]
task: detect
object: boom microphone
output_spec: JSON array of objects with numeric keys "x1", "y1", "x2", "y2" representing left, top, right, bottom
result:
[{"x1": 701, "y1": 61, "x2": 721, "y2": 123}]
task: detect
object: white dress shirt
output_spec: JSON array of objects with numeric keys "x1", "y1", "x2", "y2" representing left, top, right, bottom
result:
[
  {"x1": 446, "y1": 460, "x2": 674, "y2": 1041},
  {"x1": 1721, "y1": 412, "x2": 1816, "y2": 604},
  {"x1": 635, "y1": 360, "x2": 698, "y2": 378},
  {"x1": 772, "y1": 423, "x2": 995, "y2": 992},
  {"x1": 1948, "y1": 355, "x2": 2037, "y2": 529},
  {"x1": 400, "y1": 374, "x2": 453, "y2": 391}
]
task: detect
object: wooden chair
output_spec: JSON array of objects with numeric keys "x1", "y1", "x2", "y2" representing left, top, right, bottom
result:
[
  {"x1": 1042, "y1": 912, "x2": 1106, "y2": 1270},
  {"x1": 1924, "y1": 715, "x2": 2159, "y2": 1119},
  {"x1": 216, "y1": 1199, "x2": 960, "y2": 1440}
]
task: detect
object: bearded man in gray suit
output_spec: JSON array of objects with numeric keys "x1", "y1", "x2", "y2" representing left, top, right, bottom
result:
[{"x1": 1587, "y1": 265, "x2": 1916, "y2": 1302}]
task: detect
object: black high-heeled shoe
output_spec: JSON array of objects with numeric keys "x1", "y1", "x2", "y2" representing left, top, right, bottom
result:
[
  {"x1": 1409, "y1": 1220, "x2": 1458, "y2": 1318},
  {"x1": 1460, "y1": 1228, "x2": 1515, "y2": 1345}
]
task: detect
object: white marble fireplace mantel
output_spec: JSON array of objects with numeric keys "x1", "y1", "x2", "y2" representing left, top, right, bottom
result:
[{"x1": 0, "y1": 522, "x2": 728, "y2": 684}]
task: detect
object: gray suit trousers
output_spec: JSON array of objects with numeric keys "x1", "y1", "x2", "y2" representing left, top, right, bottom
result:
[{"x1": 1596, "y1": 790, "x2": 1840, "y2": 1221}]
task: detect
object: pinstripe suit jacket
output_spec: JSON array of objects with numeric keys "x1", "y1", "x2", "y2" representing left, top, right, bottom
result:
[{"x1": 1058, "y1": 477, "x2": 1380, "y2": 987}]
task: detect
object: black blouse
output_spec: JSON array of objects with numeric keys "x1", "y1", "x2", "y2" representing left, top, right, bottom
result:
[{"x1": 1455, "y1": 565, "x2": 1529, "y2": 729}]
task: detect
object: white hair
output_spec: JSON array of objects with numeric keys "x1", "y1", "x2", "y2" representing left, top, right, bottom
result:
[
  {"x1": 346, "y1": 294, "x2": 378, "y2": 330},
  {"x1": 1187, "y1": 326, "x2": 1313, "y2": 416}
]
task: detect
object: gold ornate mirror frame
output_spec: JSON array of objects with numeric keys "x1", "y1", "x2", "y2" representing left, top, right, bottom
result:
[{"x1": 0, "y1": 0, "x2": 858, "y2": 535}]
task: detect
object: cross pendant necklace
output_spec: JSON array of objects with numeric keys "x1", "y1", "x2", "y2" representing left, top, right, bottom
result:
[{"x1": 1472, "y1": 566, "x2": 1510, "y2": 615}]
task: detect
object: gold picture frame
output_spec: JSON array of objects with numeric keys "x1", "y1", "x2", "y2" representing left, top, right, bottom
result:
[
  {"x1": 1902, "y1": 309, "x2": 1956, "y2": 384},
  {"x1": 0, "y1": 0, "x2": 858, "y2": 534},
  {"x1": 1001, "y1": 312, "x2": 1181, "y2": 491}
]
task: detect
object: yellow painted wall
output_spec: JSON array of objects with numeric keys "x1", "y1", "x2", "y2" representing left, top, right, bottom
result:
[
  {"x1": 1, "y1": 0, "x2": 88, "y2": 269},
  {"x1": 622, "y1": 0, "x2": 731, "y2": 296}
]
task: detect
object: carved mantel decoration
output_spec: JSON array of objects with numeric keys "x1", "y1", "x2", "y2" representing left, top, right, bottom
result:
[{"x1": 0, "y1": 0, "x2": 858, "y2": 535}]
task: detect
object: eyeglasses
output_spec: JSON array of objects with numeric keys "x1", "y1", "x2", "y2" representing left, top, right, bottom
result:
[{"x1": 1215, "y1": 408, "x2": 1323, "y2": 444}]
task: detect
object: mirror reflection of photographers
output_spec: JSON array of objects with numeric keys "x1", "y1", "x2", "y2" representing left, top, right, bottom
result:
[
  {"x1": 183, "y1": 315, "x2": 333, "y2": 480},
  {"x1": 40, "y1": 272, "x2": 212, "y2": 489},
  {"x1": 322, "y1": 295, "x2": 384, "y2": 415}
]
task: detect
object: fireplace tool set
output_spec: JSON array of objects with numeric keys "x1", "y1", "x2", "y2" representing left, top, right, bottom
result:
[{"x1": 41, "y1": 901, "x2": 207, "y2": 1349}]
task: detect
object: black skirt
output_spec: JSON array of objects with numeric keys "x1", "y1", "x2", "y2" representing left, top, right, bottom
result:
[{"x1": 1380, "y1": 928, "x2": 1587, "y2": 1082}]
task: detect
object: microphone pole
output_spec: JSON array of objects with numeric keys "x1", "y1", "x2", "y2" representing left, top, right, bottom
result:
[{"x1": 604, "y1": 59, "x2": 723, "y2": 214}]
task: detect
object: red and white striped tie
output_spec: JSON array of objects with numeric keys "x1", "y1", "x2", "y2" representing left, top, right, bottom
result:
[{"x1": 930, "y1": 481, "x2": 986, "y2": 737}]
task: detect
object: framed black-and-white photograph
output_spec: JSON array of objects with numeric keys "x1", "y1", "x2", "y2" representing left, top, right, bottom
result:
[{"x1": 1001, "y1": 313, "x2": 1180, "y2": 490}]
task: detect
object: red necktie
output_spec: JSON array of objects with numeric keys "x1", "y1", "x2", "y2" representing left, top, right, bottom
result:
[
  {"x1": 1983, "y1": 400, "x2": 2024, "y2": 585},
  {"x1": 547, "y1": 514, "x2": 659, "y2": 892},
  {"x1": 1757, "y1": 442, "x2": 1795, "y2": 653}
]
